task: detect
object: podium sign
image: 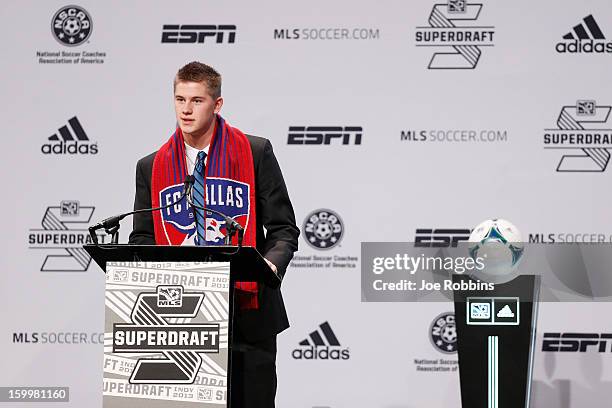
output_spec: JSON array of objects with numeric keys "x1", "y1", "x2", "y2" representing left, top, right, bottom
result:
[{"x1": 103, "y1": 261, "x2": 230, "y2": 407}]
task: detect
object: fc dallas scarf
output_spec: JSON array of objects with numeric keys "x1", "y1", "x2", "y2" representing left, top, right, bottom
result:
[{"x1": 151, "y1": 115, "x2": 259, "y2": 309}]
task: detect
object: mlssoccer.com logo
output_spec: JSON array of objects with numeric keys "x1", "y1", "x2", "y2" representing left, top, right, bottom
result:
[
  {"x1": 27, "y1": 200, "x2": 104, "y2": 272},
  {"x1": 415, "y1": 0, "x2": 495, "y2": 69},
  {"x1": 42, "y1": 116, "x2": 98, "y2": 155},
  {"x1": 303, "y1": 209, "x2": 344, "y2": 250},
  {"x1": 556, "y1": 14, "x2": 612, "y2": 53},
  {"x1": 51, "y1": 6, "x2": 92, "y2": 46},
  {"x1": 292, "y1": 321, "x2": 350, "y2": 360},
  {"x1": 543, "y1": 100, "x2": 612, "y2": 172},
  {"x1": 430, "y1": 312, "x2": 457, "y2": 353}
]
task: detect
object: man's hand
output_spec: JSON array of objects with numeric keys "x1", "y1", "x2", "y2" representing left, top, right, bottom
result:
[{"x1": 264, "y1": 258, "x2": 278, "y2": 274}]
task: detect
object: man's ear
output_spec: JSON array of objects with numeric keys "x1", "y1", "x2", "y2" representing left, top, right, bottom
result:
[{"x1": 214, "y1": 97, "x2": 224, "y2": 114}]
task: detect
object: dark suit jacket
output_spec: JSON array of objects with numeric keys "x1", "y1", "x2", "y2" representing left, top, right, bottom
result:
[{"x1": 129, "y1": 135, "x2": 299, "y2": 342}]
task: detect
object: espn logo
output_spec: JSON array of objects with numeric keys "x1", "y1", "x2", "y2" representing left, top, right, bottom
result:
[
  {"x1": 542, "y1": 333, "x2": 612, "y2": 352},
  {"x1": 288, "y1": 126, "x2": 363, "y2": 145},
  {"x1": 415, "y1": 228, "x2": 471, "y2": 247},
  {"x1": 161, "y1": 25, "x2": 236, "y2": 43}
]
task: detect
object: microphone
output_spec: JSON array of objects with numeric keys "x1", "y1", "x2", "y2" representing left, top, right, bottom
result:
[
  {"x1": 184, "y1": 175, "x2": 244, "y2": 246},
  {"x1": 88, "y1": 178, "x2": 191, "y2": 245}
]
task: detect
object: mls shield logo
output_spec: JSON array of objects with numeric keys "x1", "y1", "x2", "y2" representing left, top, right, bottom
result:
[
  {"x1": 157, "y1": 286, "x2": 183, "y2": 307},
  {"x1": 159, "y1": 177, "x2": 250, "y2": 245}
]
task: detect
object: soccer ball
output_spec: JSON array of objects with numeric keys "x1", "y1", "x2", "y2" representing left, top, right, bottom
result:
[
  {"x1": 441, "y1": 325, "x2": 457, "y2": 343},
  {"x1": 314, "y1": 221, "x2": 333, "y2": 239},
  {"x1": 468, "y1": 219, "x2": 524, "y2": 283},
  {"x1": 63, "y1": 17, "x2": 81, "y2": 36}
]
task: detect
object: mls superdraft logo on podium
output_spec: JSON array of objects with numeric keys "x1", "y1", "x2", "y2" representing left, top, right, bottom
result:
[
  {"x1": 292, "y1": 322, "x2": 350, "y2": 360},
  {"x1": 415, "y1": 0, "x2": 495, "y2": 69},
  {"x1": 41, "y1": 116, "x2": 98, "y2": 155},
  {"x1": 555, "y1": 14, "x2": 612, "y2": 53},
  {"x1": 112, "y1": 285, "x2": 220, "y2": 383},
  {"x1": 104, "y1": 262, "x2": 230, "y2": 406},
  {"x1": 27, "y1": 200, "x2": 104, "y2": 272},
  {"x1": 543, "y1": 100, "x2": 612, "y2": 172},
  {"x1": 37, "y1": 5, "x2": 106, "y2": 64}
]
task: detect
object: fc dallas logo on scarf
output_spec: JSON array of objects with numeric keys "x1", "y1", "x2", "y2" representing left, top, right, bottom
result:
[{"x1": 159, "y1": 178, "x2": 250, "y2": 245}]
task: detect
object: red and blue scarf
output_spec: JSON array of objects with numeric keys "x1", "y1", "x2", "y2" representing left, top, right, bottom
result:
[{"x1": 151, "y1": 115, "x2": 258, "y2": 309}]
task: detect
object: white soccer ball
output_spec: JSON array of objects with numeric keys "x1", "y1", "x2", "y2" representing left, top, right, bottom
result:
[{"x1": 468, "y1": 219, "x2": 524, "y2": 282}]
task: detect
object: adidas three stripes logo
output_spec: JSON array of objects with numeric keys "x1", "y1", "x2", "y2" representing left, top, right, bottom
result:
[
  {"x1": 562, "y1": 15, "x2": 605, "y2": 40},
  {"x1": 49, "y1": 116, "x2": 89, "y2": 141},
  {"x1": 298, "y1": 322, "x2": 341, "y2": 347}
]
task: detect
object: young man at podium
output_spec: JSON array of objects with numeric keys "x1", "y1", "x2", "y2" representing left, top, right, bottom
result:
[{"x1": 128, "y1": 61, "x2": 299, "y2": 408}]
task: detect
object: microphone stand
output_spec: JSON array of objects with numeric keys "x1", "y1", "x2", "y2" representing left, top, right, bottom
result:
[
  {"x1": 88, "y1": 176, "x2": 245, "y2": 248},
  {"x1": 88, "y1": 180, "x2": 190, "y2": 245}
]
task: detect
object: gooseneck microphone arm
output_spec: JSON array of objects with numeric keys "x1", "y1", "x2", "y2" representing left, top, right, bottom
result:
[
  {"x1": 88, "y1": 176, "x2": 245, "y2": 247},
  {"x1": 88, "y1": 179, "x2": 191, "y2": 245},
  {"x1": 183, "y1": 175, "x2": 244, "y2": 247}
]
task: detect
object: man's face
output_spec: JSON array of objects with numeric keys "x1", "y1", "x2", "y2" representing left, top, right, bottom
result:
[{"x1": 174, "y1": 80, "x2": 222, "y2": 137}]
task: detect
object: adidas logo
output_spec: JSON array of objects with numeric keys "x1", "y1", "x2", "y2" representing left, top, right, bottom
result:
[
  {"x1": 556, "y1": 14, "x2": 612, "y2": 53},
  {"x1": 291, "y1": 321, "x2": 350, "y2": 360},
  {"x1": 41, "y1": 116, "x2": 98, "y2": 155}
]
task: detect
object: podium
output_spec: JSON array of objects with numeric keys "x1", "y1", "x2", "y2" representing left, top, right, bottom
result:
[
  {"x1": 84, "y1": 244, "x2": 279, "y2": 408},
  {"x1": 452, "y1": 274, "x2": 540, "y2": 408}
]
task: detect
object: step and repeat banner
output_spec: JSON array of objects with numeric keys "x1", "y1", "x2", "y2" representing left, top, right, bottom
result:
[{"x1": 1, "y1": 0, "x2": 611, "y2": 406}]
